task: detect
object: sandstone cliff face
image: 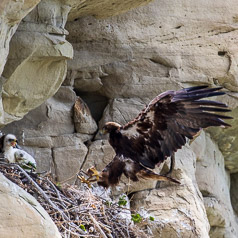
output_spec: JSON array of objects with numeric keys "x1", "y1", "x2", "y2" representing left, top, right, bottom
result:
[
  {"x1": 0, "y1": 0, "x2": 41, "y2": 125},
  {"x1": 0, "y1": 0, "x2": 153, "y2": 127},
  {"x1": 1, "y1": 0, "x2": 238, "y2": 237}
]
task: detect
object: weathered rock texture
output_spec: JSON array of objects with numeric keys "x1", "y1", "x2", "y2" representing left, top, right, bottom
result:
[
  {"x1": 231, "y1": 173, "x2": 238, "y2": 217},
  {"x1": 0, "y1": 0, "x2": 41, "y2": 76},
  {"x1": 131, "y1": 145, "x2": 210, "y2": 238},
  {"x1": 1, "y1": 0, "x2": 73, "y2": 126},
  {"x1": 1, "y1": 0, "x2": 238, "y2": 237},
  {"x1": 0, "y1": 172, "x2": 61, "y2": 238},
  {"x1": 191, "y1": 132, "x2": 238, "y2": 237},
  {"x1": 0, "y1": 0, "x2": 41, "y2": 126},
  {"x1": 0, "y1": 0, "x2": 154, "y2": 127},
  {"x1": 68, "y1": 0, "x2": 153, "y2": 20},
  {"x1": 3, "y1": 86, "x2": 91, "y2": 184}
]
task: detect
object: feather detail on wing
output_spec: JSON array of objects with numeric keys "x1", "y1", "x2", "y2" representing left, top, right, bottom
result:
[
  {"x1": 118, "y1": 86, "x2": 232, "y2": 169},
  {"x1": 98, "y1": 155, "x2": 126, "y2": 188}
]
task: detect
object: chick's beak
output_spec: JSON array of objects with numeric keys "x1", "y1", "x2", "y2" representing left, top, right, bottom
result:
[{"x1": 11, "y1": 140, "x2": 17, "y2": 147}]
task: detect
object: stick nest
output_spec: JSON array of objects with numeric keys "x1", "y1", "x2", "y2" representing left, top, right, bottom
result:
[{"x1": 0, "y1": 162, "x2": 149, "y2": 238}]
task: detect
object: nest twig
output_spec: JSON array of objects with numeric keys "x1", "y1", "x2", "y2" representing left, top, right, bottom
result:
[{"x1": 0, "y1": 162, "x2": 149, "y2": 238}]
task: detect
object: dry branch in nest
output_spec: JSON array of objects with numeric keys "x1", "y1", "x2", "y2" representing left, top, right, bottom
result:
[{"x1": 0, "y1": 162, "x2": 149, "y2": 238}]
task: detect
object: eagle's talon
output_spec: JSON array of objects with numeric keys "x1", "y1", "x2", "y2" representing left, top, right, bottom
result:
[
  {"x1": 87, "y1": 167, "x2": 100, "y2": 181},
  {"x1": 78, "y1": 175, "x2": 92, "y2": 188}
]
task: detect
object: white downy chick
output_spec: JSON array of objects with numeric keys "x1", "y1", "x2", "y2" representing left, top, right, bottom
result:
[{"x1": 3, "y1": 134, "x2": 36, "y2": 171}]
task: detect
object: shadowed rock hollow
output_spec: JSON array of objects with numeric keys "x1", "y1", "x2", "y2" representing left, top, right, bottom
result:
[{"x1": 1, "y1": 0, "x2": 238, "y2": 237}]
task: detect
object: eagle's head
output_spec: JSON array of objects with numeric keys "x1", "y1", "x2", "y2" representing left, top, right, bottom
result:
[
  {"x1": 3, "y1": 134, "x2": 18, "y2": 150},
  {"x1": 101, "y1": 122, "x2": 122, "y2": 134}
]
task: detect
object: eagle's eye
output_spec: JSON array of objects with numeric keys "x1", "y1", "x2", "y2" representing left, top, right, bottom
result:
[{"x1": 100, "y1": 126, "x2": 108, "y2": 135}]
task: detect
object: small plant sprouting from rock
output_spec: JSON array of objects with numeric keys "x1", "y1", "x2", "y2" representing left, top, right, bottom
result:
[
  {"x1": 149, "y1": 216, "x2": 155, "y2": 221},
  {"x1": 118, "y1": 195, "x2": 127, "y2": 206}
]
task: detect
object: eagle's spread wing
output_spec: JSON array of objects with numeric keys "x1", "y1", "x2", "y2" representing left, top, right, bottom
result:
[{"x1": 118, "y1": 86, "x2": 232, "y2": 169}]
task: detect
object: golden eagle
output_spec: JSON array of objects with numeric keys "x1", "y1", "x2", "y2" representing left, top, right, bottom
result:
[{"x1": 85, "y1": 86, "x2": 232, "y2": 188}]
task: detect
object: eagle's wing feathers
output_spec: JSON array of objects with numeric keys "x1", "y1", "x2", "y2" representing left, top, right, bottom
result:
[{"x1": 120, "y1": 86, "x2": 232, "y2": 169}]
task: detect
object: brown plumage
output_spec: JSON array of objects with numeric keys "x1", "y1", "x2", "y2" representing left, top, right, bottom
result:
[{"x1": 97, "y1": 86, "x2": 232, "y2": 188}]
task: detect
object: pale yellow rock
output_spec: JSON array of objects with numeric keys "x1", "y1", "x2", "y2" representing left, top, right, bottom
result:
[
  {"x1": 204, "y1": 197, "x2": 237, "y2": 238},
  {"x1": 3, "y1": 86, "x2": 77, "y2": 137},
  {"x1": 0, "y1": 0, "x2": 154, "y2": 128},
  {"x1": 2, "y1": 32, "x2": 73, "y2": 124},
  {"x1": 68, "y1": 0, "x2": 153, "y2": 20},
  {"x1": 192, "y1": 133, "x2": 238, "y2": 237},
  {"x1": 131, "y1": 181, "x2": 210, "y2": 238},
  {"x1": 51, "y1": 133, "x2": 92, "y2": 147},
  {"x1": 99, "y1": 97, "x2": 146, "y2": 129},
  {"x1": 66, "y1": 0, "x2": 238, "y2": 95},
  {"x1": 23, "y1": 136, "x2": 54, "y2": 148},
  {"x1": 0, "y1": 173, "x2": 61, "y2": 238},
  {"x1": 230, "y1": 173, "x2": 238, "y2": 215},
  {"x1": 70, "y1": 66, "x2": 105, "y2": 91},
  {"x1": 208, "y1": 105, "x2": 238, "y2": 173},
  {"x1": 53, "y1": 143, "x2": 88, "y2": 184},
  {"x1": 0, "y1": 0, "x2": 41, "y2": 76},
  {"x1": 190, "y1": 130, "x2": 206, "y2": 161},
  {"x1": 82, "y1": 140, "x2": 115, "y2": 172},
  {"x1": 0, "y1": 0, "x2": 41, "y2": 125},
  {"x1": 23, "y1": 146, "x2": 55, "y2": 175},
  {"x1": 0, "y1": 0, "x2": 75, "y2": 127}
]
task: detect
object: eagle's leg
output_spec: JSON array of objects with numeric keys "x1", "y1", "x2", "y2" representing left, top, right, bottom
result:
[
  {"x1": 152, "y1": 173, "x2": 180, "y2": 184},
  {"x1": 139, "y1": 168, "x2": 180, "y2": 184},
  {"x1": 163, "y1": 153, "x2": 175, "y2": 176},
  {"x1": 78, "y1": 167, "x2": 101, "y2": 187},
  {"x1": 86, "y1": 167, "x2": 100, "y2": 181},
  {"x1": 78, "y1": 175, "x2": 93, "y2": 188}
]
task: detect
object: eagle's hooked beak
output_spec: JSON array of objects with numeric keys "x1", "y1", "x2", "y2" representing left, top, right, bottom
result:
[{"x1": 99, "y1": 128, "x2": 107, "y2": 136}]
